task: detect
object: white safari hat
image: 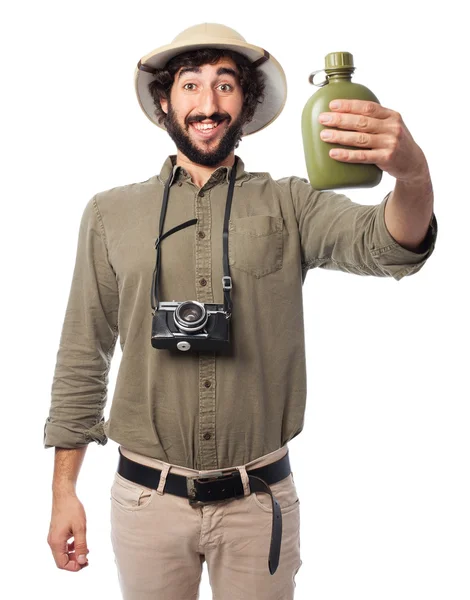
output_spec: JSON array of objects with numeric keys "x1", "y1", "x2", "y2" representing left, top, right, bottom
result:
[{"x1": 134, "y1": 23, "x2": 287, "y2": 136}]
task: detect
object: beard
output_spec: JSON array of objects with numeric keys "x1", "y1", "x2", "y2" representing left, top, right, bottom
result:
[{"x1": 163, "y1": 102, "x2": 247, "y2": 167}]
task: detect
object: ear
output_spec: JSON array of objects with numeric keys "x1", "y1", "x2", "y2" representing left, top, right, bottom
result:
[{"x1": 160, "y1": 97, "x2": 168, "y2": 115}]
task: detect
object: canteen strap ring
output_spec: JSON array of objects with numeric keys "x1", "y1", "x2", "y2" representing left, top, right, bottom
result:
[{"x1": 308, "y1": 69, "x2": 328, "y2": 87}]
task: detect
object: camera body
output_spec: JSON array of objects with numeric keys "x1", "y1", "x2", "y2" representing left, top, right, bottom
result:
[{"x1": 151, "y1": 300, "x2": 231, "y2": 352}]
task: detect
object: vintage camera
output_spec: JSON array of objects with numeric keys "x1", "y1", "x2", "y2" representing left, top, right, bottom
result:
[
  {"x1": 150, "y1": 157, "x2": 238, "y2": 354},
  {"x1": 151, "y1": 282, "x2": 232, "y2": 352}
]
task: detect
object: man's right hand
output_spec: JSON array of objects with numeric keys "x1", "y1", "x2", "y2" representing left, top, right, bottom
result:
[{"x1": 47, "y1": 493, "x2": 90, "y2": 572}]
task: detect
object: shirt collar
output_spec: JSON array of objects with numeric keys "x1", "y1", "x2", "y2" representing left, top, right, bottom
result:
[{"x1": 158, "y1": 154, "x2": 249, "y2": 188}]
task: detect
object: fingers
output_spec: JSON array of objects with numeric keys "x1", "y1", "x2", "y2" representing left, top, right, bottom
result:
[
  {"x1": 328, "y1": 99, "x2": 393, "y2": 120},
  {"x1": 320, "y1": 130, "x2": 396, "y2": 150},
  {"x1": 319, "y1": 112, "x2": 385, "y2": 134},
  {"x1": 48, "y1": 530, "x2": 89, "y2": 572},
  {"x1": 49, "y1": 541, "x2": 88, "y2": 571}
]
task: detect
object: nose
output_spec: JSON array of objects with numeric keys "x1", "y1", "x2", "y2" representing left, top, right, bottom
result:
[{"x1": 198, "y1": 86, "x2": 218, "y2": 118}]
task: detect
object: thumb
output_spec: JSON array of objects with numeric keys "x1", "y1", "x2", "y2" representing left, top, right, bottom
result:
[{"x1": 73, "y1": 532, "x2": 89, "y2": 565}]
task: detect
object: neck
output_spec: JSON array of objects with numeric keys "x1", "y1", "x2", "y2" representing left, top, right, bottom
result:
[{"x1": 175, "y1": 150, "x2": 236, "y2": 189}]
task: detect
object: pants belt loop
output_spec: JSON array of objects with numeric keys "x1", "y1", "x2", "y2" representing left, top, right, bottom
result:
[
  {"x1": 156, "y1": 463, "x2": 171, "y2": 495},
  {"x1": 236, "y1": 465, "x2": 251, "y2": 497}
]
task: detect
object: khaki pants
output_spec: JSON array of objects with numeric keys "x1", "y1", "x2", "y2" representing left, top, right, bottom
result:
[{"x1": 110, "y1": 444, "x2": 302, "y2": 599}]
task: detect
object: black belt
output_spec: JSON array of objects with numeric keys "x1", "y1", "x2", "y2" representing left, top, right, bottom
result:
[{"x1": 116, "y1": 447, "x2": 292, "y2": 575}]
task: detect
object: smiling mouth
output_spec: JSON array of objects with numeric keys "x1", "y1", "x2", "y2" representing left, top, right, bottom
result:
[{"x1": 189, "y1": 119, "x2": 228, "y2": 138}]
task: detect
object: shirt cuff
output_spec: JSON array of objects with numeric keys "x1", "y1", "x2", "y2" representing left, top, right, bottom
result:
[
  {"x1": 43, "y1": 416, "x2": 108, "y2": 449},
  {"x1": 369, "y1": 191, "x2": 438, "y2": 281}
]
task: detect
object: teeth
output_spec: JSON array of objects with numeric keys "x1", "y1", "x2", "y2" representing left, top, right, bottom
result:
[{"x1": 193, "y1": 121, "x2": 220, "y2": 131}]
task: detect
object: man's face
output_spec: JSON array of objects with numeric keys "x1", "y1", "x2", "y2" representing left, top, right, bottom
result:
[{"x1": 160, "y1": 57, "x2": 246, "y2": 167}]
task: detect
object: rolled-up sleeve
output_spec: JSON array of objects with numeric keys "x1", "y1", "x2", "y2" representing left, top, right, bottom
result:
[
  {"x1": 43, "y1": 195, "x2": 119, "y2": 449},
  {"x1": 290, "y1": 176, "x2": 438, "y2": 281}
]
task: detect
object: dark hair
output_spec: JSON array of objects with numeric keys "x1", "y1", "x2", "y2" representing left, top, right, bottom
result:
[{"x1": 147, "y1": 48, "x2": 266, "y2": 128}]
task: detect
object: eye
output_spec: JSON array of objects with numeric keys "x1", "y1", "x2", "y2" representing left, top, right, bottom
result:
[{"x1": 182, "y1": 82, "x2": 234, "y2": 92}]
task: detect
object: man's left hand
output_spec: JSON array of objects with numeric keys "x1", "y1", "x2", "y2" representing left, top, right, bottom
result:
[{"x1": 318, "y1": 99, "x2": 429, "y2": 183}]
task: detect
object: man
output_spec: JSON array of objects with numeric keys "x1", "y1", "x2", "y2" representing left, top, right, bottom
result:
[{"x1": 44, "y1": 23, "x2": 438, "y2": 600}]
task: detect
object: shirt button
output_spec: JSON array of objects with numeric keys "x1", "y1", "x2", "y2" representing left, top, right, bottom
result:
[
  {"x1": 199, "y1": 278, "x2": 207, "y2": 286},
  {"x1": 199, "y1": 191, "x2": 205, "y2": 197},
  {"x1": 198, "y1": 231, "x2": 205, "y2": 239},
  {"x1": 203, "y1": 432, "x2": 211, "y2": 440},
  {"x1": 204, "y1": 380, "x2": 211, "y2": 388},
  {"x1": 177, "y1": 182, "x2": 183, "y2": 187}
]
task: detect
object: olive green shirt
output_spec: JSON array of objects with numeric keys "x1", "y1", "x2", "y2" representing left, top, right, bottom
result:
[{"x1": 43, "y1": 154, "x2": 438, "y2": 469}]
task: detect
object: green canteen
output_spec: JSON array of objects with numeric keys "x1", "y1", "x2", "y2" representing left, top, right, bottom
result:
[{"x1": 301, "y1": 51, "x2": 383, "y2": 190}]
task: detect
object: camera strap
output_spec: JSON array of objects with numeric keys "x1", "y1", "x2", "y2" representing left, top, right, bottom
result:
[{"x1": 151, "y1": 156, "x2": 239, "y2": 319}]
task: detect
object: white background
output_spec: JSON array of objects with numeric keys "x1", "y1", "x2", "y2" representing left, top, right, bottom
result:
[{"x1": 2, "y1": 1, "x2": 468, "y2": 598}]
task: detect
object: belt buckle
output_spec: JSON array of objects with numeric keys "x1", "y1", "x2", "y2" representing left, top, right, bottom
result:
[{"x1": 187, "y1": 469, "x2": 239, "y2": 506}]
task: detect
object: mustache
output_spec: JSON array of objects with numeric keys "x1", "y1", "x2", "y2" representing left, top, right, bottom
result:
[{"x1": 187, "y1": 114, "x2": 230, "y2": 125}]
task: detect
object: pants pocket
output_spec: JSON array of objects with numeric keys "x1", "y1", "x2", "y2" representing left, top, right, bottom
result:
[
  {"x1": 251, "y1": 473, "x2": 300, "y2": 514},
  {"x1": 110, "y1": 472, "x2": 155, "y2": 511}
]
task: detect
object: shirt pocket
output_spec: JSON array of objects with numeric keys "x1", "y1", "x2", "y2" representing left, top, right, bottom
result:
[{"x1": 228, "y1": 215, "x2": 284, "y2": 278}]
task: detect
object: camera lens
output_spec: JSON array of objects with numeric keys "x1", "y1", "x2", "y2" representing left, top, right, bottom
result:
[
  {"x1": 180, "y1": 303, "x2": 203, "y2": 322},
  {"x1": 174, "y1": 301, "x2": 209, "y2": 333}
]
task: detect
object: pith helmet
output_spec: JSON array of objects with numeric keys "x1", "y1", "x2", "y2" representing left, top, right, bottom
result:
[{"x1": 134, "y1": 23, "x2": 287, "y2": 136}]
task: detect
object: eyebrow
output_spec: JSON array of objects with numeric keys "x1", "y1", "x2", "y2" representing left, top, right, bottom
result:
[{"x1": 177, "y1": 66, "x2": 239, "y2": 81}]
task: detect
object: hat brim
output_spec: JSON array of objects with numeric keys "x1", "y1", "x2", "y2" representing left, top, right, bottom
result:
[{"x1": 134, "y1": 39, "x2": 287, "y2": 136}]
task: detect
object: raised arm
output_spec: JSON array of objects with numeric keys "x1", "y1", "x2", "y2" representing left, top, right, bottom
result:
[{"x1": 289, "y1": 175, "x2": 437, "y2": 281}]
